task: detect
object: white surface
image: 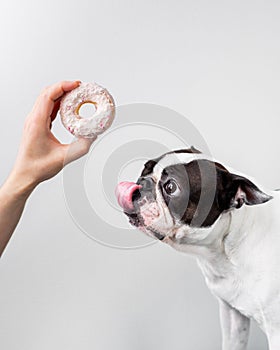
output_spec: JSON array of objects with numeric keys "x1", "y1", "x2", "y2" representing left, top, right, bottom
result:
[{"x1": 1, "y1": 0, "x2": 280, "y2": 348}]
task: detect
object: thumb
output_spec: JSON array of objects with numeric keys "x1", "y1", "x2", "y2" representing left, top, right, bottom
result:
[{"x1": 63, "y1": 136, "x2": 96, "y2": 166}]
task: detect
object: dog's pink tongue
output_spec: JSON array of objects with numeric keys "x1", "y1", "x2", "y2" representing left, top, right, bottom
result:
[{"x1": 115, "y1": 182, "x2": 141, "y2": 212}]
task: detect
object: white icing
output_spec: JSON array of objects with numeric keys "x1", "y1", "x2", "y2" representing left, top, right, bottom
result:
[{"x1": 60, "y1": 82, "x2": 115, "y2": 138}]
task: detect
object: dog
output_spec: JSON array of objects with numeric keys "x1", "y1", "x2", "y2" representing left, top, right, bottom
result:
[{"x1": 115, "y1": 147, "x2": 280, "y2": 350}]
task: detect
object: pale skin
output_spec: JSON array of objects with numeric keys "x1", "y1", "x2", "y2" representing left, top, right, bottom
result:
[{"x1": 0, "y1": 81, "x2": 95, "y2": 256}]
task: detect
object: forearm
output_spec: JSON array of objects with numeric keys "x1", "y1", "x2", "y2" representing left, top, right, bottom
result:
[{"x1": 0, "y1": 169, "x2": 36, "y2": 256}]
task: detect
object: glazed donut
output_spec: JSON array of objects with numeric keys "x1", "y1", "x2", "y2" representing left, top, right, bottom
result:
[{"x1": 60, "y1": 82, "x2": 115, "y2": 138}]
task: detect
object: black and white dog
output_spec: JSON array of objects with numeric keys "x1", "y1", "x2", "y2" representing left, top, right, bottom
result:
[{"x1": 115, "y1": 147, "x2": 280, "y2": 350}]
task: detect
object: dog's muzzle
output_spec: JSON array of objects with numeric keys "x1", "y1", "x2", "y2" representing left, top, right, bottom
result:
[{"x1": 115, "y1": 177, "x2": 155, "y2": 213}]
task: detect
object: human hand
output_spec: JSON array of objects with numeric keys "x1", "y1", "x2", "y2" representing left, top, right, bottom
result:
[{"x1": 10, "y1": 81, "x2": 95, "y2": 195}]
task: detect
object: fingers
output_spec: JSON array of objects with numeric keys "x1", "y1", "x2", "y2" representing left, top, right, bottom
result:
[
  {"x1": 49, "y1": 99, "x2": 61, "y2": 128},
  {"x1": 62, "y1": 136, "x2": 96, "y2": 166},
  {"x1": 31, "y1": 80, "x2": 81, "y2": 123},
  {"x1": 46, "y1": 81, "x2": 81, "y2": 102}
]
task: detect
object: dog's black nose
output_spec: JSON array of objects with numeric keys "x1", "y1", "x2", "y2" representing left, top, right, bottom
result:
[
  {"x1": 136, "y1": 177, "x2": 154, "y2": 191},
  {"x1": 133, "y1": 176, "x2": 156, "y2": 204}
]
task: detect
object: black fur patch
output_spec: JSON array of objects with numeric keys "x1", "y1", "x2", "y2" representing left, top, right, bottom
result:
[{"x1": 140, "y1": 146, "x2": 201, "y2": 177}]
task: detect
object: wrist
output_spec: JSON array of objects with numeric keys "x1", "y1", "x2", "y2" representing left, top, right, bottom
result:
[{"x1": 3, "y1": 168, "x2": 38, "y2": 200}]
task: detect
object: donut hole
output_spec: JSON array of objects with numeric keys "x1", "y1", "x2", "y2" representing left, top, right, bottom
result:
[{"x1": 78, "y1": 102, "x2": 97, "y2": 119}]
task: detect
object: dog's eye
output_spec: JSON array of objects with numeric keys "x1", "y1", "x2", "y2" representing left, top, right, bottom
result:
[{"x1": 164, "y1": 180, "x2": 179, "y2": 195}]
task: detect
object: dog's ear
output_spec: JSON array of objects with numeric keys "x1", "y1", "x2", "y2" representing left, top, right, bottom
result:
[{"x1": 222, "y1": 174, "x2": 273, "y2": 209}]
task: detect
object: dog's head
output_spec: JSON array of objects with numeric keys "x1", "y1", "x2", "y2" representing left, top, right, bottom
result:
[{"x1": 115, "y1": 148, "x2": 272, "y2": 242}]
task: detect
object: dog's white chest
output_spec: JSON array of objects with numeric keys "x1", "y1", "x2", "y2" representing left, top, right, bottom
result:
[
  {"x1": 197, "y1": 212, "x2": 280, "y2": 336},
  {"x1": 199, "y1": 261, "x2": 264, "y2": 324}
]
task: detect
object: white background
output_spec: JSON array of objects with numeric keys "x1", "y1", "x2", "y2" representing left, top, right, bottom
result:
[{"x1": 1, "y1": 0, "x2": 280, "y2": 348}]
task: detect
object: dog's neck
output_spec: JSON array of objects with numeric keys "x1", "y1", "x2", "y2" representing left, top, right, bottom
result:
[{"x1": 165, "y1": 193, "x2": 277, "y2": 279}]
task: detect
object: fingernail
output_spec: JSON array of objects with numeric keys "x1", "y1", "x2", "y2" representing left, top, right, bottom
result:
[{"x1": 63, "y1": 81, "x2": 81, "y2": 91}]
